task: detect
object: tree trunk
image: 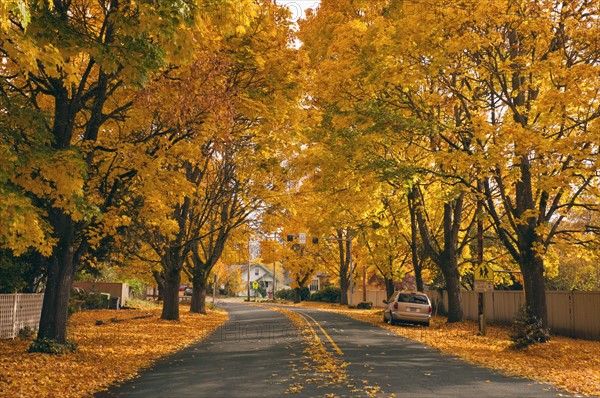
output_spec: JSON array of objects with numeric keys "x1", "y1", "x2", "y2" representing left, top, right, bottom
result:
[
  {"x1": 161, "y1": 267, "x2": 181, "y2": 321},
  {"x1": 152, "y1": 270, "x2": 165, "y2": 302},
  {"x1": 294, "y1": 287, "x2": 302, "y2": 303},
  {"x1": 384, "y1": 277, "x2": 395, "y2": 300},
  {"x1": 191, "y1": 276, "x2": 208, "y2": 314},
  {"x1": 337, "y1": 229, "x2": 352, "y2": 306},
  {"x1": 440, "y1": 250, "x2": 463, "y2": 323},
  {"x1": 414, "y1": 189, "x2": 464, "y2": 323},
  {"x1": 519, "y1": 230, "x2": 548, "y2": 326},
  {"x1": 408, "y1": 187, "x2": 424, "y2": 292},
  {"x1": 37, "y1": 211, "x2": 77, "y2": 344}
]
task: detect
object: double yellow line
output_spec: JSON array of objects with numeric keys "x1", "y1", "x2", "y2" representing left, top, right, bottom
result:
[{"x1": 296, "y1": 311, "x2": 344, "y2": 356}]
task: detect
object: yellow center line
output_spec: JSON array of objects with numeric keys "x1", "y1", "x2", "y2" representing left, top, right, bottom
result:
[
  {"x1": 295, "y1": 311, "x2": 320, "y2": 341},
  {"x1": 299, "y1": 311, "x2": 344, "y2": 356}
]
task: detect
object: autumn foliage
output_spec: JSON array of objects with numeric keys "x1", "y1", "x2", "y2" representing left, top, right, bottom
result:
[{"x1": 2, "y1": 0, "x2": 600, "y2": 354}]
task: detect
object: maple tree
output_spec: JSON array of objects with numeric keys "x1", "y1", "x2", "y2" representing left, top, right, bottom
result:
[
  {"x1": 357, "y1": 189, "x2": 417, "y2": 299},
  {"x1": 296, "y1": 0, "x2": 470, "y2": 316},
  {"x1": 296, "y1": 0, "x2": 600, "y2": 328},
  {"x1": 0, "y1": 0, "x2": 211, "y2": 345}
]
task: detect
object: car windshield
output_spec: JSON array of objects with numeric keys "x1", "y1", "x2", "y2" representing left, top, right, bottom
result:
[{"x1": 397, "y1": 293, "x2": 428, "y2": 304}]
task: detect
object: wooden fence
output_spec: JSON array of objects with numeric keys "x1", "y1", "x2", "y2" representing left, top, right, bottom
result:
[
  {"x1": 0, "y1": 294, "x2": 44, "y2": 339},
  {"x1": 351, "y1": 289, "x2": 600, "y2": 340}
]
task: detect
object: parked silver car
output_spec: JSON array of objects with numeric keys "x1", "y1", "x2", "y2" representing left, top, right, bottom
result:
[{"x1": 383, "y1": 291, "x2": 432, "y2": 327}]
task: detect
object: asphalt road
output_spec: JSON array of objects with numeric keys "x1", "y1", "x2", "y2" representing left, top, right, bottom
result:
[{"x1": 97, "y1": 302, "x2": 578, "y2": 398}]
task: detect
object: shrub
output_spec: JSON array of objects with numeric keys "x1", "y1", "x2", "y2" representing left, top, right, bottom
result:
[
  {"x1": 18, "y1": 326, "x2": 36, "y2": 340},
  {"x1": 356, "y1": 301, "x2": 372, "y2": 309},
  {"x1": 309, "y1": 286, "x2": 341, "y2": 303},
  {"x1": 275, "y1": 288, "x2": 309, "y2": 301},
  {"x1": 28, "y1": 338, "x2": 78, "y2": 355},
  {"x1": 69, "y1": 290, "x2": 110, "y2": 314},
  {"x1": 509, "y1": 306, "x2": 550, "y2": 349}
]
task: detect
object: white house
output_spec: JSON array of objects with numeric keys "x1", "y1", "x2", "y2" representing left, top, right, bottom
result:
[{"x1": 238, "y1": 262, "x2": 284, "y2": 297}]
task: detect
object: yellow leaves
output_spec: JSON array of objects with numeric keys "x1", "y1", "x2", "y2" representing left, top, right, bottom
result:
[
  {"x1": 0, "y1": 187, "x2": 56, "y2": 256},
  {"x1": 0, "y1": 305, "x2": 228, "y2": 397}
]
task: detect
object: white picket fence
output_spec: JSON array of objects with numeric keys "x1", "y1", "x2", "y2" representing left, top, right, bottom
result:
[{"x1": 0, "y1": 294, "x2": 44, "y2": 339}]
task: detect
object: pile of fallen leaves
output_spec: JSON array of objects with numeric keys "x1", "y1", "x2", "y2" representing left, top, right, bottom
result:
[
  {"x1": 295, "y1": 302, "x2": 600, "y2": 397},
  {"x1": 0, "y1": 305, "x2": 228, "y2": 398}
]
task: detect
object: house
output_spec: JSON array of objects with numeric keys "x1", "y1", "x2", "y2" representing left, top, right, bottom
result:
[
  {"x1": 238, "y1": 262, "x2": 284, "y2": 297},
  {"x1": 309, "y1": 271, "x2": 330, "y2": 292},
  {"x1": 283, "y1": 270, "x2": 330, "y2": 293}
]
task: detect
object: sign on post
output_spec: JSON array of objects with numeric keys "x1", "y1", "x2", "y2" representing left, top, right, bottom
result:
[
  {"x1": 474, "y1": 263, "x2": 494, "y2": 281},
  {"x1": 298, "y1": 233, "x2": 306, "y2": 244},
  {"x1": 473, "y1": 263, "x2": 494, "y2": 335},
  {"x1": 474, "y1": 280, "x2": 494, "y2": 292}
]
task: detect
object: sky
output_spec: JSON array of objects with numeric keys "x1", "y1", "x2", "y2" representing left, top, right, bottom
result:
[{"x1": 277, "y1": 0, "x2": 321, "y2": 22}]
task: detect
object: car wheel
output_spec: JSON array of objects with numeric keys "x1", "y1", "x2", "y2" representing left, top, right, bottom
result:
[
  {"x1": 422, "y1": 321, "x2": 430, "y2": 327},
  {"x1": 389, "y1": 312, "x2": 397, "y2": 326}
]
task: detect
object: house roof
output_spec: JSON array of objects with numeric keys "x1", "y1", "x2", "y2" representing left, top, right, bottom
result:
[{"x1": 232, "y1": 262, "x2": 274, "y2": 277}]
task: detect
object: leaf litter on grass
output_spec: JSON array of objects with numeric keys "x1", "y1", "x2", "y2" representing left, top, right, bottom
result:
[{"x1": 0, "y1": 305, "x2": 228, "y2": 398}]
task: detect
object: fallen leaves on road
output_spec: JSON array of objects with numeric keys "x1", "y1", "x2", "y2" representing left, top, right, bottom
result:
[
  {"x1": 0, "y1": 305, "x2": 228, "y2": 398},
  {"x1": 294, "y1": 302, "x2": 600, "y2": 397},
  {"x1": 266, "y1": 305, "x2": 386, "y2": 397}
]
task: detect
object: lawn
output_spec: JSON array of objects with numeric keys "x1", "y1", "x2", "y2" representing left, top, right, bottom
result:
[{"x1": 0, "y1": 304, "x2": 228, "y2": 398}]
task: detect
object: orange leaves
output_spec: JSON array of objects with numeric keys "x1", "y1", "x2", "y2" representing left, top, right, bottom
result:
[{"x1": 0, "y1": 305, "x2": 227, "y2": 397}]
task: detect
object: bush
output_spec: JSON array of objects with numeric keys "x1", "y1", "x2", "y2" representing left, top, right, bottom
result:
[
  {"x1": 275, "y1": 288, "x2": 309, "y2": 301},
  {"x1": 356, "y1": 301, "x2": 372, "y2": 309},
  {"x1": 18, "y1": 326, "x2": 36, "y2": 340},
  {"x1": 509, "y1": 306, "x2": 550, "y2": 349},
  {"x1": 29, "y1": 337, "x2": 78, "y2": 355},
  {"x1": 309, "y1": 286, "x2": 341, "y2": 303},
  {"x1": 69, "y1": 290, "x2": 110, "y2": 313}
]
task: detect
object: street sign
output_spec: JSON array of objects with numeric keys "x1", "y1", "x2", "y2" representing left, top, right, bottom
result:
[
  {"x1": 299, "y1": 233, "x2": 306, "y2": 244},
  {"x1": 474, "y1": 280, "x2": 494, "y2": 292},
  {"x1": 474, "y1": 263, "x2": 494, "y2": 281}
]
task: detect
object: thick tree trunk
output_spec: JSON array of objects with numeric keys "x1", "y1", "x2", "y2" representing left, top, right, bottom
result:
[
  {"x1": 152, "y1": 270, "x2": 165, "y2": 302},
  {"x1": 414, "y1": 265, "x2": 424, "y2": 293},
  {"x1": 337, "y1": 230, "x2": 352, "y2": 306},
  {"x1": 384, "y1": 277, "x2": 395, "y2": 300},
  {"x1": 37, "y1": 211, "x2": 77, "y2": 344},
  {"x1": 414, "y1": 189, "x2": 464, "y2": 323},
  {"x1": 294, "y1": 287, "x2": 302, "y2": 303},
  {"x1": 440, "y1": 250, "x2": 463, "y2": 323},
  {"x1": 191, "y1": 276, "x2": 208, "y2": 314},
  {"x1": 408, "y1": 187, "x2": 424, "y2": 292},
  {"x1": 161, "y1": 268, "x2": 181, "y2": 321},
  {"x1": 519, "y1": 232, "x2": 548, "y2": 326}
]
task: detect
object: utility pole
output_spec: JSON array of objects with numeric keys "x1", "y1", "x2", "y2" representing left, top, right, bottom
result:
[
  {"x1": 247, "y1": 239, "x2": 251, "y2": 302},
  {"x1": 272, "y1": 260, "x2": 276, "y2": 299},
  {"x1": 363, "y1": 263, "x2": 367, "y2": 303},
  {"x1": 213, "y1": 273, "x2": 217, "y2": 306}
]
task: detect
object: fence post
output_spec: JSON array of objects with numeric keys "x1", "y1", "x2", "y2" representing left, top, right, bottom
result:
[
  {"x1": 12, "y1": 294, "x2": 18, "y2": 339},
  {"x1": 569, "y1": 291, "x2": 575, "y2": 338}
]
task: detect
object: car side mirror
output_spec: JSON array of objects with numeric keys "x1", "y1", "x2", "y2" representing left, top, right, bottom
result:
[{"x1": 383, "y1": 300, "x2": 388, "y2": 304}]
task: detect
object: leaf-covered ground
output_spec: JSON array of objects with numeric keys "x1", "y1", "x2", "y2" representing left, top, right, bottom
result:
[
  {"x1": 0, "y1": 305, "x2": 228, "y2": 398},
  {"x1": 293, "y1": 302, "x2": 600, "y2": 397}
]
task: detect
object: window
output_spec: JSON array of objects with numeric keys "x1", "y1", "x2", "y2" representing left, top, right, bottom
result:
[
  {"x1": 397, "y1": 293, "x2": 428, "y2": 304},
  {"x1": 255, "y1": 268, "x2": 259, "y2": 276}
]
